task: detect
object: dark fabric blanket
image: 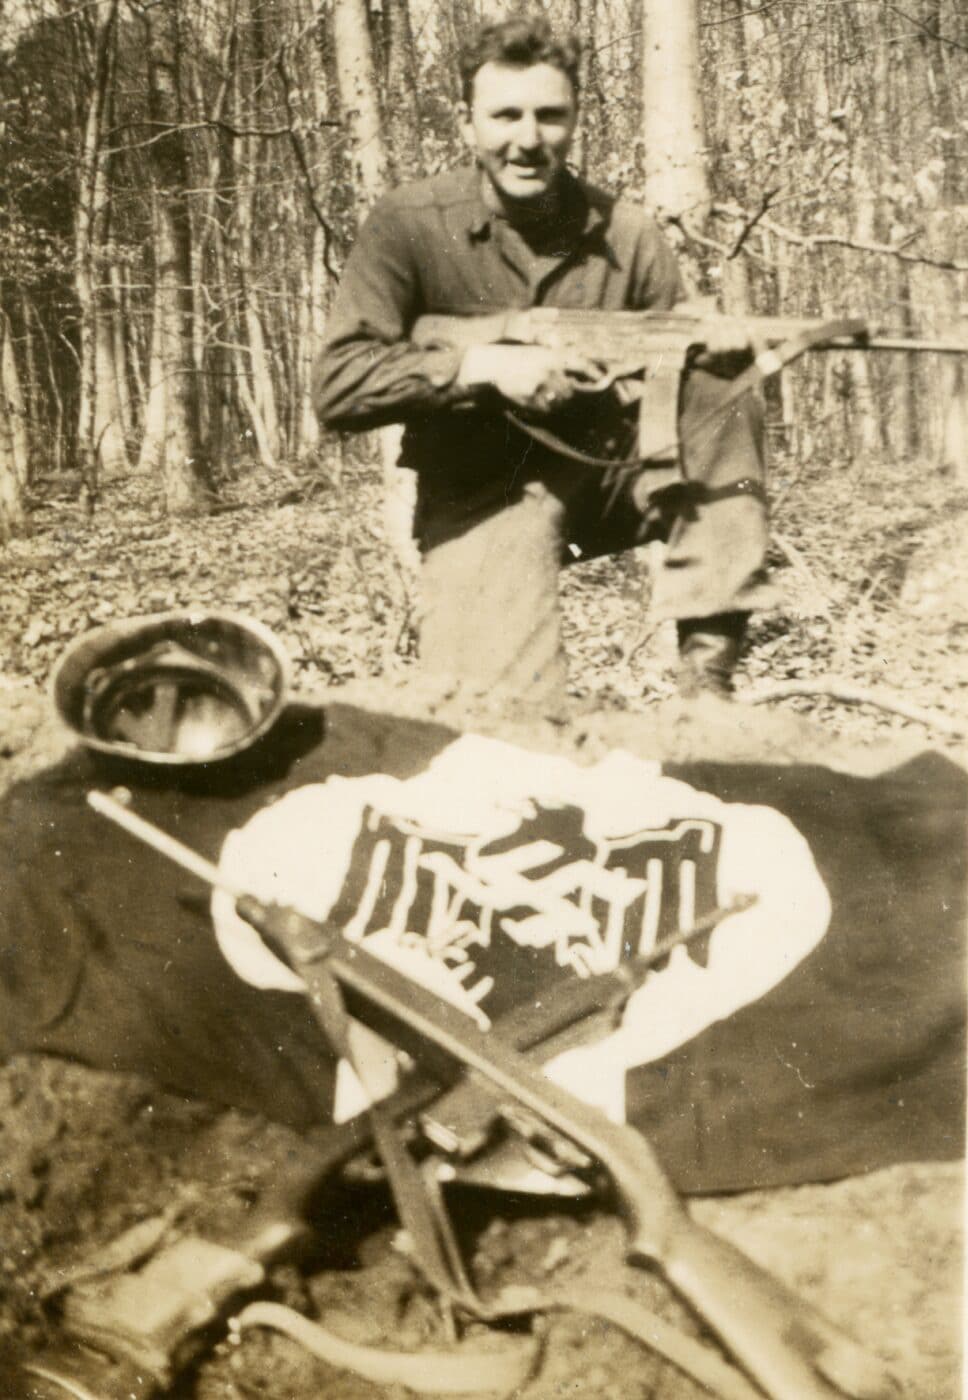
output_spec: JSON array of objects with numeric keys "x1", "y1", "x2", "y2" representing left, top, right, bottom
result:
[{"x1": 0, "y1": 701, "x2": 963, "y2": 1192}]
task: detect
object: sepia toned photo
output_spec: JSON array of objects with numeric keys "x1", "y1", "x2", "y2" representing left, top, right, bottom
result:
[{"x1": 0, "y1": 2, "x2": 965, "y2": 1397}]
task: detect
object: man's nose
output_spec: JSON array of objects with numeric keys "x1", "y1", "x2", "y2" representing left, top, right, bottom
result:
[{"x1": 512, "y1": 114, "x2": 541, "y2": 149}]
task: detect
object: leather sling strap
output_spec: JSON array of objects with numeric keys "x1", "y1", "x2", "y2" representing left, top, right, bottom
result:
[
  {"x1": 504, "y1": 317, "x2": 868, "y2": 475},
  {"x1": 300, "y1": 956, "x2": 479, "y2": 1309},
  {"x1": 234, "y1": 1283, "x2": 761, "y2": 1399}
]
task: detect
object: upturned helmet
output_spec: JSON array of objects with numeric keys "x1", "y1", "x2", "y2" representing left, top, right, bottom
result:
[{"x1": 51, "y1": 611, "x2": 290, "y2": 765}]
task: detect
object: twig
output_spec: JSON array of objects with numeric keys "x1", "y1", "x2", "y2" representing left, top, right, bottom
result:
[
  {"x1": 772, "y1": 529, "x2": 833, "y2": 617},
  {"x1": 769, "y1": 459, "x2": 808, "y2": 521},
  {"x1": 275, "y1": 44, "x2": 341, "y2": 278},
  {"x1": 879, "y1": 0, "x2": 968, "y2": 53},
  {"x1": 743, "y1": 678, "x2": 963, "y2": 738},
  {"x1": 727, "y1": 187, "x2": 781, "y2": 260},
  {"x1": 666, "y1": 215, "x2": 734, "y2": 260},
  {"x1": 712, "y1": 203, "x2": 968, "y2": 273}
]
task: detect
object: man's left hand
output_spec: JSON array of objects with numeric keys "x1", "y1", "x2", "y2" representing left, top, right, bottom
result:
[{"x1": 691, "y1": 315, "x2": 766, "y2": 372}]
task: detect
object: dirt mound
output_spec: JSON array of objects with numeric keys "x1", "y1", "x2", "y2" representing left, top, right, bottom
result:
[{"x1": 331, "y1": 674, "x2": 935, "y2": 775}]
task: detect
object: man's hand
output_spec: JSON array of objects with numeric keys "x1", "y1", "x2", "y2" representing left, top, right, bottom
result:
[
  {"x1": 458, "y1": 343, "x2": 608, "y2": 413},
  {"x1": 689, "y1": 313, "x2": 766, "y2": 372}
]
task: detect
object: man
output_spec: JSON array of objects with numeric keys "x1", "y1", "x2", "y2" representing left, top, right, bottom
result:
[{"x1": 315, "y1": 15, "x2": 774, "y2": 703}]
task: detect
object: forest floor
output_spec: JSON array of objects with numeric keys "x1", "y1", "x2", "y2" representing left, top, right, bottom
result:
[{"x1": 0, "y1": 442, "x2": 965, "y2": 1400}]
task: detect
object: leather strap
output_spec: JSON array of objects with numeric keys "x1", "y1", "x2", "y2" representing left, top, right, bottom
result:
[
  {"x1": 234, "y1": 1285, "x2": 761, "y2": 1399},
  {"x1": 300, "y1": 958, "x2": 477, "y2": 1309},
  {"x1": 233, "y1": 1300, "x2": 538, "y2": 1396}
]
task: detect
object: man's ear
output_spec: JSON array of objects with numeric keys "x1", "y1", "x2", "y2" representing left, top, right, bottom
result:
[{"x1": 457, "y1": 101, "x2": 475, "y2": 153}]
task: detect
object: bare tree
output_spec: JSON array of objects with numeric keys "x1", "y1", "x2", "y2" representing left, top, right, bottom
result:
[
  {"x1": 331, "y1": 0, "x2": 390, "y2": 214},
  {"x1": 74, "y1": 0, "x2": 129, "y2": 494},
  {"x1": 0, "y1": 308, "x2": 27, "y2": 538},
  {"x1": 382, "y1": 0, "x2": 423, "y2": 179},
  {"x1": 142, "y1": 0, "x2": 213, "y2": 513},
  {"x1": 640, "y1": 0, "x2": 709, "y2": 225}
]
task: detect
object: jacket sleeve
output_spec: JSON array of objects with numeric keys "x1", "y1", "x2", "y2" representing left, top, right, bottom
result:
[
  {"x1": 629, "y1": 214, "x2": 688, "y2": 312},
  {"x1": 313, "y1": 195, "x2": 480, "y2": 432}
]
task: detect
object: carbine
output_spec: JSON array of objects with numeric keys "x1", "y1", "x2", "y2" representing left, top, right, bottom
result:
[{"x1": 75, "y1": 789, "x2": 897, "y2": 1400}]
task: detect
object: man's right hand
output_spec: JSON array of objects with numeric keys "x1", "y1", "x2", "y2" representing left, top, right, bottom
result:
[{"x1": 457, "y1": 344, "x2": 607, "y2": 414}]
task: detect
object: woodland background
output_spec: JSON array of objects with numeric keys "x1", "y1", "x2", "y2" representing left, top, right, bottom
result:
[{"x1": 1, "y1": 0, "x2": 967, "y2": 534}]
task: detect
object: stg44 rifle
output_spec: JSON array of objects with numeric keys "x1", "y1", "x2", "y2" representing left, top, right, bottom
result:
[{"x1": 412, "y1": 306, "x2": 968, "y2": 467}]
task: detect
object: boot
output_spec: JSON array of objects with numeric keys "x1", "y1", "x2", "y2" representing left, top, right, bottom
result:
[{"x1": 675, "y1": 612, "x2": 748, "y2": 699}]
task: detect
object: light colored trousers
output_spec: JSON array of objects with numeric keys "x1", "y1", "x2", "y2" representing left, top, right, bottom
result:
[{"x1": 417, "y1": 366, "x2": 773, "y2": 703}]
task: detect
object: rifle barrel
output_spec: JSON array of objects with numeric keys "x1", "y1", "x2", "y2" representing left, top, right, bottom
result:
[
  {"x1": 87, "y1": 789, "x2": 244, "y2": 894},
  {"x1": 856, "y1": 336, "x2": 968, "y2": 354}
]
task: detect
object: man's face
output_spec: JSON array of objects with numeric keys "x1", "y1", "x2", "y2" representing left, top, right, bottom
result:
[{"x1": 460, "y1": 61, "x2": 577, "y2": 204}]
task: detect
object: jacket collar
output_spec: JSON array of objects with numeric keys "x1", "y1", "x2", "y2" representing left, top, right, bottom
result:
[{"x1": 462, "y1": 166, "x2": 608, "y2": 245}]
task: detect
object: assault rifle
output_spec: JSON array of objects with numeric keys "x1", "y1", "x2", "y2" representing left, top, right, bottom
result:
[
  {"x1": 36, "y1": 788, "x2": 897, "y2": 1400},
  {"x1": 412, "y1": 307, "x2": 968, "y2": 464}
]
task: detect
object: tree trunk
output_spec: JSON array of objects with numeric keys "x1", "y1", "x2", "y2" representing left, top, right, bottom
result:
[
  {"x1": 237, "y1": 199, "x2": 282, "y2": 462},
  {"x1": 137, "y1": 244, "x2": 168, "y2": 475},
  {"x1": 108, "y1": 262, "x2": 134, "y2": 447},
  {"x1": 940, "y1": 330, "x2": 968, "y2": 483},
  {"x1": 94, "y1": 266, "x2": 129, "y2": 480},
  {"x1": 640, "y1": 0, "x2": 710, "y2": 224},
  {"x1": 74, "y1": 0, "x2": 128, "y2": 493},
  {"x1": 26, "y1": 297, "x2": 65, "y2": 474},
  {"x1": 0, "y1": 310, "x2": 30, "y2": 488},
  {"x1": 296, "y1": 223, "x2": 328, "y2": 455},
  {"x1": 144, "y1": 0, "x2": 213, "y2": 514},
  {"x1": 382, "y1": 0, "x2": 422, "y2": 179},
  {"x1": 570, "y1": 0, "x2": 597, "y2": 173},
  {"x1": 0, "y1": 312, "x2": 26, "y2": 538},
  {"x1": 332, "y1": 0, "x2": 413, "y2": 593},
  {"x1": 332, "y1": 0, "x2": 390, "y2": 214}
]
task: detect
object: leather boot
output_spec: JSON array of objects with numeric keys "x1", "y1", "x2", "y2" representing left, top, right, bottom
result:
[{"x1": 675, "y1": 612, "x2": 748, "y2": 698}]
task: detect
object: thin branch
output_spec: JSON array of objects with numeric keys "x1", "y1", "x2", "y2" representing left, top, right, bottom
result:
[
  {"x1": 666, "y1": 216, "x2": 734, "y2": 260},
  {"x1": 713, "y1": 202, "x2": 968, "y2": 273},
  {"x1": 727, "y1": 187, "x2": 782, "y2": 260},
  {"x1": 772, "y1": 529, "x2": 833, "y2": 618},
  {"x1": 700, "y1": 0, "x2": 795, "y2": 26},
  {"x1": 274, "y1": 42, "x2": 341, "y2": 279},
  {"x1": 103, "y1": 115, "x2": 340, "y2": 158},
  {"x1": 879, "y1": 0, "x2": 968, "y2": 53},
  {"x1": 743, "y1": 678, "x2": 963, "y2": 738}
]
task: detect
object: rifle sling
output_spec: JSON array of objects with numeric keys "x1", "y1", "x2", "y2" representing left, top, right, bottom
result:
[
  {"x1": 504, "y1": 316, "x2": 867, "y2": 479},
  {"x1": 301, "y1": 955, "x2": 479, "y2": 1308}
]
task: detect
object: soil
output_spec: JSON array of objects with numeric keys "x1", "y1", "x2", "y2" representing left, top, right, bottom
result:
[{"x1": 0, "y1": 447, "x2": 964, "y2": 1399}]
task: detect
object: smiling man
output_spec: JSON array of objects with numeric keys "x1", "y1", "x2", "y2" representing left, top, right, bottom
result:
[{"x1": 315, "y1": 15, "x2": 774, "y2": 703}]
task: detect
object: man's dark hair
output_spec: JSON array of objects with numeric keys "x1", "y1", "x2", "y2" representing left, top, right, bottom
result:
[{"x1": 459, "y1": 14, "x2": 581, "y2": 104}]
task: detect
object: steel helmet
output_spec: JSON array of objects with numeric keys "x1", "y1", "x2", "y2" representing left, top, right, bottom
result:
[{"x1": 51, "y1": 611, "x2": 290, "y2": 765}]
